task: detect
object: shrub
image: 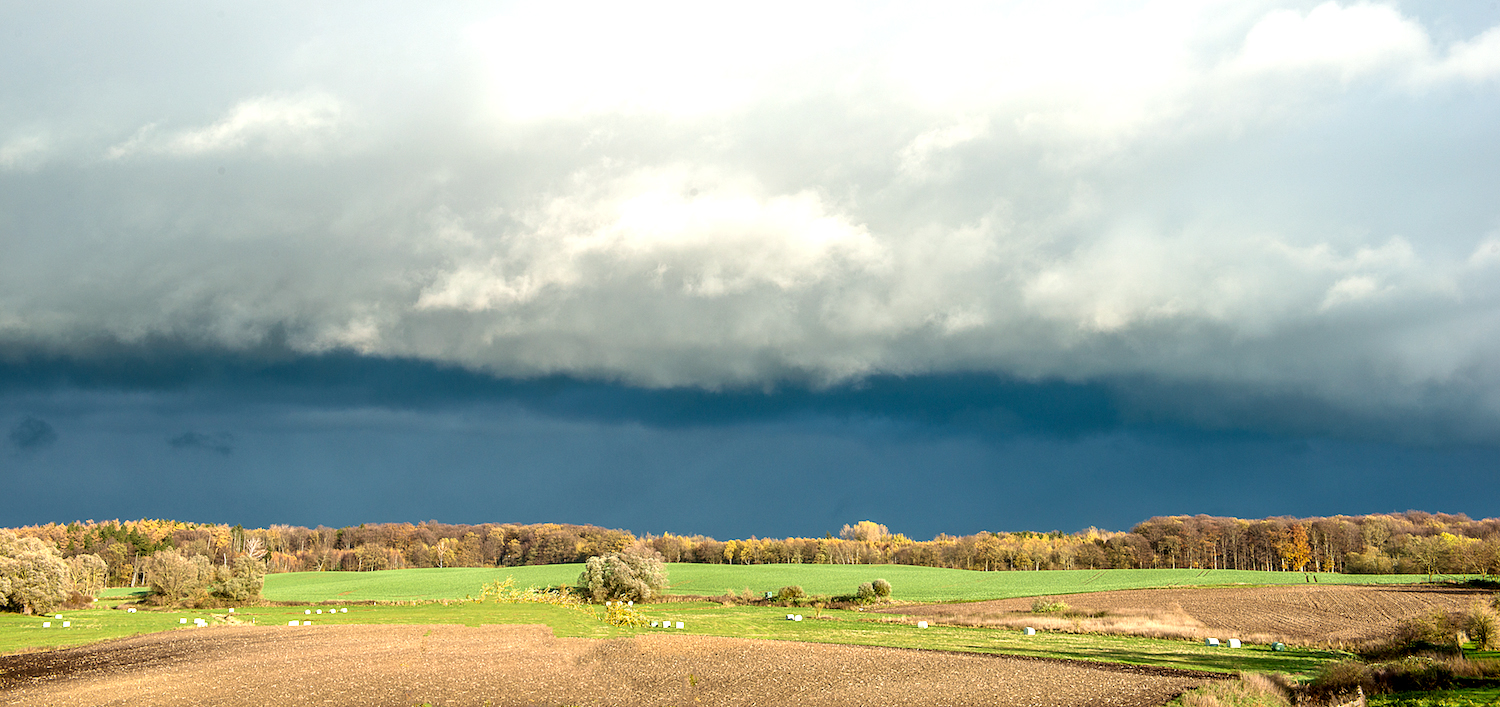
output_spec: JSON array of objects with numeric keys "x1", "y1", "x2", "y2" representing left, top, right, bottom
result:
[
  {"x1": 777, "y1": 585, "x2": 806, "y2": 602},
  {"x1": 578, "y1": 549, "x2": 668, "y2": 602},
  {"x1": 1031, "y1": 597, "x2": 1070, "y2": 614},
  {"x1": 143, "y1": 550, "x2": 265, "y2": 606},
  {"x1": 1468, "y1": 607, "x2": 1498, "y2": 650},
  {"x1": 872, "y1": 579, "x2": 892, "y2": 598},
  {"x1": 856, "y1": 582, "x2": 877, "y2": 603}
]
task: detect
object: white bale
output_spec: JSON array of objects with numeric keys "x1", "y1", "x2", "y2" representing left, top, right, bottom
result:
[
  {"x1": 1229, "y1": 639, "x2": 1242, "y2": 648},
  {"x1": 650, "y1": 621, "x2": 659, "y2": 627},
  {"x1": 289, "y1": 620, "x2": 299, "y2": 626},
  {"x1": 179, "y1": 618, "x2": 187, "y2": 624},
  {"x1": 42, "y1": 622, "x2": 51, "y2": 628},
  {"x1": 340, "y1": 608, "x2": 347, "y2": 613},
  {"x1": 794, "y1": 615, "x2": 803, "y2": 622},
  {"x1": 63, "y1": 621, "x2": 71, "y2": 627},
  {"x1": 628, "y1": 601, "x2": 633, "y2": 606},
  {"x1": 305, "y1": 610, "x2": 311, "y2": 615},
  {"x1": 787, "y1": 614, "x2": 795, "y2": 620},
  {"x1": 55, "y1": 614, "x2": 63, "y2": 619},
  {"x1": 675, "y1": 621, "x2": 684, "y2": 629},
  {"x1": 228, "y1": 608, "x2": 234, "y2": 613},
  {"x1": 917, "y1": 621, "x2": 928, "y2": 629},
  {"x1": 1024, "y1": 627, "x2": 1035, "y2": 636},
  {"x1": 1206, "y1": 638, "x2": 1220, "y2": 646},
  {"x1": 127, "y1": 608, "x2": 136, "y2": 613}
]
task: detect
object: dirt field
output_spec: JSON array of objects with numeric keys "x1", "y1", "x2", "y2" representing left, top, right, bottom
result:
[
  {"x1": 885, "y1": 584, "x2": 1491, "y2": 646},
  {"x1": 0, "y1": 624, "x2": 1208, "y2": 707}
]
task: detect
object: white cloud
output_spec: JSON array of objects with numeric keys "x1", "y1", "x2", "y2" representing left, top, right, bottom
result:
[
  {"x1": 106, "y1": 93, "x2": 347, "y2": 159},
  {"x1": 1233, "y1": 2, "x2": 1430, "y2": 80},
  {"x1": 0, "y1": 134, "x2": 48, "y2": 171}
]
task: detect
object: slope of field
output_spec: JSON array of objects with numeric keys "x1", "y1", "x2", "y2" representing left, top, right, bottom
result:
[
  {"x1": 262, "y1": 564, "x2": 1456, "y2": 603},
  {"x1": 886, "y1": 584, "x2": 1493, "y2": 647},
  {"x1": 0, "y1": 624, "x2": 1210, "y2": 707}
]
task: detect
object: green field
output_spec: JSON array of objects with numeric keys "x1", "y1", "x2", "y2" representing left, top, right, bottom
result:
[
  {"x1": 260, "y1": 564, "x2": 1458, "y2": 604},
  {"x1": 2, "y1": 566, "x2": 1462, "y2": 684}
]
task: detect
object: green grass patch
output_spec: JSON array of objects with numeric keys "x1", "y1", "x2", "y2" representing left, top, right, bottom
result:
[
  {"x1": 263, "y1": 565, "x2": 1461, "y2": 605},
  {"x1": 1371, "y1": 687, "x2": 1500, "y2": 706}
]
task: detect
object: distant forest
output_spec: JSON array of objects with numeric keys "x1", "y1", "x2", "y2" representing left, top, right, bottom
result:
[{"x1": 7, "y1": 511, "x2": 1498, "y2": 587}]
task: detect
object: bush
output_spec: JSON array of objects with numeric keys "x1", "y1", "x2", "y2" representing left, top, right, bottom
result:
[
  {"x1": 143, "y1": 550, "x2": 265, "y2": 606},
  {"x1": 856, "y1": 582, "x2": 877, "y2": 603},
  {"x1": 1031, "y1": 597, "x2": 1070, "y2": 614},
  {"x1": 578, "y1": 549, "x2": 668, "y2": 602},
  {"x1": 777, "y1": 585, "x2": 806, "y2": 602},
  {"x1": 1468, "y1": 607, "x2": 1498, "y2": 650},
  {"x1": 872, "y1": 579, "x2": 892, "y2": 598},
  {"x1": 0, "y1": 529, "x2": 71, "y2": 615}
]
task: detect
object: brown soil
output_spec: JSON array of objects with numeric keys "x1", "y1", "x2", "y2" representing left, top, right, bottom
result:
[
  {"x1": 0, "y1": 624, "x2": 1208, "y2": 706},
  {"x1": 885, "y1": 584, "x2": 1491, "y2": 646}
]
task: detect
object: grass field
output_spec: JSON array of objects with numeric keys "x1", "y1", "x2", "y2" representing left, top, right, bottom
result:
[{"x1": 259, "y1": 564, "x2": 1460, "y2": 604}]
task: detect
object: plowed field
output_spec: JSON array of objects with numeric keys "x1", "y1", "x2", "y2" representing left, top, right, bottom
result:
[
  {"x1": 0, "y1": 624, "x2": 1208, "y2": 707},
  {"x1": 886, "y1": 584, "x2": 1489, "y2": 646}
]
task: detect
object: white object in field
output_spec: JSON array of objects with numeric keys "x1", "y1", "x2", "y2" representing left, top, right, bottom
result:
[
  {"x1": 42, "y1": 622, "x2": 51, "y2": 628},
  {"x1": 316, "y1": 609, "x2": 323, "y2": 614},
  {"x1": 228, "y1": 608, "x2": 234, "y2": 613},
  {"x1": 917, "y1": 621, "x2": 929, "y2": 629},
  {"x1": 179, "y1": 618, "x2": 187, "y2": 624},
  {"x1": 303, "y1": 620, "x2": 311, "y2": 625},
  {"x1": 604, "y1": 601, "x2": 610, "y2": 606},
  {"x1": 1229, "y1": 639, "x2": 1242, "y2": 648},
  {"x1": 340, "y1": 608, "x2": 347, "y2": 613},
  {"x1": 786, "y1": 614, "x2": 794, "y2": 620},
  {"x1": 766, "y1": 591, "x2": 774, "y2": 599},
  {"x1": 650, "y1": 621, "x2": 659, "y2": 627},
  {"x1": 794, "y1": 615, "x2": 803, "y2": 622},
  {"x1": 628, "y1": 601, "x2": 633, "y2": 606},
  {"x1": 289, "y1": 621, "x2": 299, "y2": 626},
  {"x1": 1024, "y1": 627, "x2": 1035, "y2": 636},
  {"x1": 305, "y1": 610, "x2": 311, "y2": 615},
  {"x1": 126, "y1": 608, "x2": 136, "y2": 613},
  {"x1": 675, "y1": 621, "x2": 684, "y2": 629},
  {"x1": 63, "y1": 621, "x2": 71, "y2": 627},
  {"x1": 55, "y1": 614, "x2": 62, "y2": 619},
  {"x1": 1206, "y1": 638, "x2": 1220, "y2": 646}
]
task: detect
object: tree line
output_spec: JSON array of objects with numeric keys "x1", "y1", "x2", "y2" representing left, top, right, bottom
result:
[{"x1": 6, "y1": 511, "x2": 1500, "y2": 591}]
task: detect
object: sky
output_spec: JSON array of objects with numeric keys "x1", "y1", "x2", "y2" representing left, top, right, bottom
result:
[{"x1": 3, "y1": 0, "x2": 1500, "y2": 540}]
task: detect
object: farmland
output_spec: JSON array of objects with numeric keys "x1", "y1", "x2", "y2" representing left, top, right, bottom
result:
[
  {"x1": 256, "y1": 563, "x2": 1453, "y2": 604},
  {"x1": 1, "y1": 565, "x2": 1480, "y2": 706}
]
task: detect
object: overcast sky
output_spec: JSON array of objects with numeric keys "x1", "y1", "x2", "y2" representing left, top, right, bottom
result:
[{"x1": 3, "y1": 1, "x2": 1499, "y2": 539}]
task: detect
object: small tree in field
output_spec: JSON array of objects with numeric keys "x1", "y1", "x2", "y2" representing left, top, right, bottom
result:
[
  {"x1": 872, "y1": 578, "x2": 892, "y2": 598},
  {"x1": 578, "y1": 549, "x2": 668, "y2": 602}
]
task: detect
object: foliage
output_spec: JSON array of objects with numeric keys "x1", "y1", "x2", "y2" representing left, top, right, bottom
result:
[
  {"x1": 578, "y1": 550, "x2": 668, "y2": 602},
  {"x1": 66, "y1": 554, "x2": 108, "y2": 598},
  {"x1": 872, "y1": 578, "x2": 892, "y2": 598},
  {"x1": 479, "y1": 576, "x2": 591, "y2": 616},
  {"x1": 142, "y1": 549, "x2": 265, "y2": 606},
  {"x1": 855, "y1": 582, "x2": 877, "y2": 603},
  {"x1": 0, "y1": 529, "x2": 71, "y2": 614},
  {"x1": 776, "y1": 585, "x2": 805, "y2": 602},
  {"x1": 603, "y1": 603, "x2": 648, "y2": 627},
  {"x1": 1031, "y1": 597, "x2": 1071, "y2": 614}
]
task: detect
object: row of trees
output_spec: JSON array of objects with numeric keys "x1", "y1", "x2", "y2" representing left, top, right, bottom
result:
[{"x1": 7, "y1": 512, "x2": 1500, "y2": 592}]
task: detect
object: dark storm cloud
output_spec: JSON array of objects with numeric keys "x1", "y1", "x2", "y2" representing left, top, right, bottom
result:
[
  {"x1": 7, "y1": 415, "x2": 57, "y2": 451},
  {"x1": 168, "y1": 431, "x2": 234, "y2": 455}
]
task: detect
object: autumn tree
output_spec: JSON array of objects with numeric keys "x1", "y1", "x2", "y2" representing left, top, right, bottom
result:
[
  {"x1": 0, "y1": 529, "x2": 71, "y2": 614},
  {"x1": 578, "y1": 549, "x2": 668, "y2": 602}
]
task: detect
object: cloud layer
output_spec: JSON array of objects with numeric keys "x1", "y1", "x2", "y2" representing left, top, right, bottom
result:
[{"x1": 3, "y1": 1, "x2": 1499, "y2": 440}]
